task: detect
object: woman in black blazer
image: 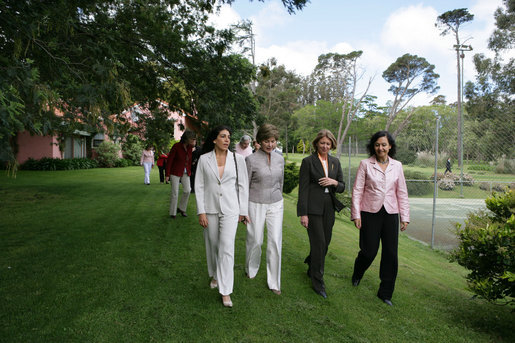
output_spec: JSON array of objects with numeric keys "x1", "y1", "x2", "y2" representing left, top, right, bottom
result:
[{"x1": 297, "y1": 129, "x2": 345, "y2": 298}]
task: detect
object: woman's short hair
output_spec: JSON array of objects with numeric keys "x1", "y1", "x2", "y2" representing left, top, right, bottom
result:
[
  {"x1": 201, "y1": 125, "x2": 232, "y2": 154},
  {"x1": 180, "y1": 130, "x2": 196, "y2": 144},
  {"x1": 366, "y1": 131, "x2": 396, "y2": 158},
  {"x1": 240, "y1": 135, "x2": 251, "y2": 143},
  {"x1": 256, "y1": 124, "x2": 279, "y2": 144},
  {"x1": 312, "y1": 129, "x2": 337, "y2": 151}
]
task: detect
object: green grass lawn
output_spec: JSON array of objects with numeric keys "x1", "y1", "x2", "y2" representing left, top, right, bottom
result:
[{"x1": 1, "y1": 167, "x2": 513, "y2": 342}]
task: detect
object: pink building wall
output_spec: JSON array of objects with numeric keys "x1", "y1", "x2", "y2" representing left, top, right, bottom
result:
[
  {"x1": 171, "y1": 112, "x2": 187, "y2": 141},
  {"x1": 16, "y1": 131, "x2": 61, "y2": 164}
]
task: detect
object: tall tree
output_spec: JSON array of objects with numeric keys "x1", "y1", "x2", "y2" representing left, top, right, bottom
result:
[
  {"x1": 464, "y1": 0, "x2": 514, "y2": 161},
  {"x1": 221, "y1": 0, "x2": 308, "y2": 14},
  {"x1": 382, "y1": 53, "x2": 440, "y2": 136},
  {"x1": 255, "y1": 59, "x2": 301, "y2": 156},
  {"x1": 0, "y1": 0, "x2": 262, "y2": 167},
  {"x1": 307, "y1": 52, "x2": 373, "y2": 156},
  {"x1": 436, "y1": 8, "x2": 474, "y2": 167}
]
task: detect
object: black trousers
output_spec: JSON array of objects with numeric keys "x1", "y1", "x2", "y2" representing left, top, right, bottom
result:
[
  {"x1": 158, "y1": 165, "x2": 166, "y2": 183},
  {"x1": 352, "y1": 206, "x2": 399, "y2": 300},
  {"x1": 305, "y1": 194, "x2": 335, "y2": 293}
]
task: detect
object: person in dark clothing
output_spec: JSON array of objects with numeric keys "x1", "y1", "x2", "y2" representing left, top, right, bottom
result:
[
  {"x1": 445, "y1": 158, "x2": 452, "y2": 174},
  {"x1": 297, "y1": 129, "x2": 345, "y2": 299},
  {"x1": 190, "y1": 142, "x2": 202, "y2": 193}
]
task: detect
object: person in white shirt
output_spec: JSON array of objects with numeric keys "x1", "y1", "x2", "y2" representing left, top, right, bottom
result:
[
  {"x1": 195, "y1": 125, "x2": 250, "y2": 308},
  {"x1": 140, "y1": 145, "x2": 154, "y2": 185}
]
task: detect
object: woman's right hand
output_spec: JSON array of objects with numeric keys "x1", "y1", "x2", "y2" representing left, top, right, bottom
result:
[
  {"x1": 353, "y1": 219, "x2": 362, "y2": 230},
  {"x1": 300, "y1": 215, "x2": 309, "y2": 229},
  {"x1": 198, "y1": 213, "x2": 208, "y2": 228}
]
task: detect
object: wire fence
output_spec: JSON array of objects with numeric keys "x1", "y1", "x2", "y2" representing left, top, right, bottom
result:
[{"x1": 338, "y1": 115, "x2": 515, "y2": 251}]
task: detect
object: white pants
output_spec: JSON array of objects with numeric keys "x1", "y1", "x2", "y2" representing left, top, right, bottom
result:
[
  {"x1": 143, "y1": 162, "x2": 152, "y2": 184},
  {"x1": 169, "y1": 173, "x2": 191, "y2": 216},
  {"x1": 245, "y1": 199, "x2": 283, "y2": 291},
  {"x1": 203, "y1": 213, "x2": 239, "y2": 296}
]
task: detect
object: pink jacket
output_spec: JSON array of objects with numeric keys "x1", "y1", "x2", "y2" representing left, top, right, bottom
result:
[{"x1": 351, "y1": 156, "x2": 410, "y2": 223}]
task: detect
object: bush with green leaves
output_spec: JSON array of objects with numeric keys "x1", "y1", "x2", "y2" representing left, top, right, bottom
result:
[
  {"x1": 114, "y1": 158, "x2": 130, "y2": 168},
  {"x1": 334, "y1": 191, "x2": 352, "y2": 217},
  {"x1": 283, "y1": 161, "x2": 299, "y2": 194},
  {"x1": 450, "y1": 189, "x2": 515, "y2": 305},
  {"x1": 495, "y1": 156, "x2": 515, "y2": 174},
  {"x1": 396, "y1": 149, "x2": 417, "y2": 165},
  {"x1": 296, "y1": 139, "x2": 306, "y2": 154},
  {"x1": 20, "y1": 157, "x2": 98, "y2": 171},
  {"x1": 96, "y1": 141, "x2": 121, "y2": 168},
  {"x1": 403, "y1": 170, "x2": 432, "y2": 196},
  {"x1": 121, "y1": 134, "x2": 144, "y2": 166},
  {"x1": 469, "y1": 164, "x2": 494, "y2": 171}
]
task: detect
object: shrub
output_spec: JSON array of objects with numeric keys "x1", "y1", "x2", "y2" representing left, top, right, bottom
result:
[
  {"x1": 495, "y1": 156, "x2": 515, "y2": 174},
  {"x1": 114, "y1": 158, "x2": 130, "y2": 168},
  {"x1": 438, "y1": 178, "x2": 455, "y2": 190},
  {"x1": 449, "y1": 189, "x2": 515, "y2": 305},
  {"x1": 20, "y1": 157, "x2": 98, "y2": 171},
  {"x1": 396, "y1": 149, "x2": 417, "y2": 165},
  {"x1": 468, "y1": 164, "x2": 493, "y2": 171},
  {"x1": 122, "y1": 134, "x2": 144, "y2": 166},
  {"x1": 96, "y1": 141, "x2": 121, "y2": 168},
  {"x1": 283, "y1": 162, "x2": 299, "y2": 194},
  {"x1": 480, "y1": 183, "x2": 511, "y2": 193},
  {"x1": 334, "y1": 191, "x2": 352, "y2": 216},
  {"x1": 403, "y1": 170, "x2": 432, "y2": 196},
  {"x1": 297, "y1": 139, "x2": 306, "y2": 154},
  {"x1": 415, "y1": 151, "x2": 449, "y2": 168},
  {"x1": 415, "y1": 151, "x2": 434, "y2": 168},
  {"x1": 433, "y1": 172, "x2": 474, "y2": 187}
]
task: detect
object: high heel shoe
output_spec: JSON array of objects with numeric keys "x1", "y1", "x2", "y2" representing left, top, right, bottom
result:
[
  {"x1": 209, "y1": 279, "x2": 218, "y2": 289},
  {"x1": 222, "y1": 295, "x2": 233, "y2": 308}
]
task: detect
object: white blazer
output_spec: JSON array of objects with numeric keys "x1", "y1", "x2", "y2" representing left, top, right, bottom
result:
[{"x1": 195, "y1": 150, "x2": 249, "y2": 216}]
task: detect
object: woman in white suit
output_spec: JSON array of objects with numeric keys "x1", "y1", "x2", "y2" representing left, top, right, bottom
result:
[{"x1": 195, "y1": 125, "x2": 250, "y2": 308}]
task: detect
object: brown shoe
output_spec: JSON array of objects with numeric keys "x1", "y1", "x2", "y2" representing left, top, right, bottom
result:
[{"x1": 271, "y1": 289, "x2": 281, "y2": 295}]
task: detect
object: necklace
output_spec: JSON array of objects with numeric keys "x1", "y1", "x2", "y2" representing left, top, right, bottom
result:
[{"x1": 377, "y1": 158, "x2": 389, "y2": 165}]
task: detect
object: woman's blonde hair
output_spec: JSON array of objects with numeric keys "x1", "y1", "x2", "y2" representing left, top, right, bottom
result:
[{"x1": 312, "y1": 129, "x2": 337, "y2": 151}]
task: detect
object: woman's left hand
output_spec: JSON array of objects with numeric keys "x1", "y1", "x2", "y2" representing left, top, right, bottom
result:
[
  {"x1": 318, "y1": 177, "x2": 337, "y2": 187},
  {"x1": 400, "y1": 222, "x2": 409, "y2": 231},
  {"x1": 239, "y1": 215, "x2": 251, "y2": 225}
]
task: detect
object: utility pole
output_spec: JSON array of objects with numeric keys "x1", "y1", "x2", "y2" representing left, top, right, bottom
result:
[{"x1": 453, "y1": 43, "x2": 472, "y2": 198}]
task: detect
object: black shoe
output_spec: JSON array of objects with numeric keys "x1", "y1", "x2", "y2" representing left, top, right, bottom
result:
[
  {"x1": 170, "y1": 215, "x2": 176, "y2": 219},
  {"x1": 178, "y1": 209, "x2": 188, "y2": 217},
  {"x1": 351, "y1": 277, "x2": 361, "y2": 287},
  {"x1": 317, "y1": 290, "x2": 327, "y2": 298}
]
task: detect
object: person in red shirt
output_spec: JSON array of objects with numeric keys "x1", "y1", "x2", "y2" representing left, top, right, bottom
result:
[
  {"x1": 165, "y1": 130, "x2": 197, "y2": 219},
  {"x1": 156, "y1": 152, "x2": 168, "y2": 184}
]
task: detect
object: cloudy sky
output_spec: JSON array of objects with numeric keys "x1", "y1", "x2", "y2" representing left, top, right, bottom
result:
[{"x1": 210, "y1": 0, "x2": 509, "y2": 106}]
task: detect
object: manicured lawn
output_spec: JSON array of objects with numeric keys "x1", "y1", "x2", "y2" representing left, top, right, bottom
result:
[{"x1": 0, "y1": 167, "x2": 513, "y2": 342}]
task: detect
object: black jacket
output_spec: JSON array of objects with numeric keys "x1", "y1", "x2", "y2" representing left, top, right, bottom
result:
[{"x1": 297, "y1": 153, "x2": 345, "y2": 216}]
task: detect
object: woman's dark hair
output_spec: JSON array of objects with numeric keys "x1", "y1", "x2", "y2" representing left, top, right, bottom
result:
[
  {"x1": 201, "y1": 125, "x2": 232, "y2": 154},
  {"x1": 180, "y1": 130, "x2": 196, "y2": 144},
  {"x1": 366, "y1": 131, "x2": 396, "y2": 158}
]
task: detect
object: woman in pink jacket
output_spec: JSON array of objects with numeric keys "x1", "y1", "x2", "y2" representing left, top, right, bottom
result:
[{"x1": 350, "y1": 131, "x2": 409, "y2": 306}]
